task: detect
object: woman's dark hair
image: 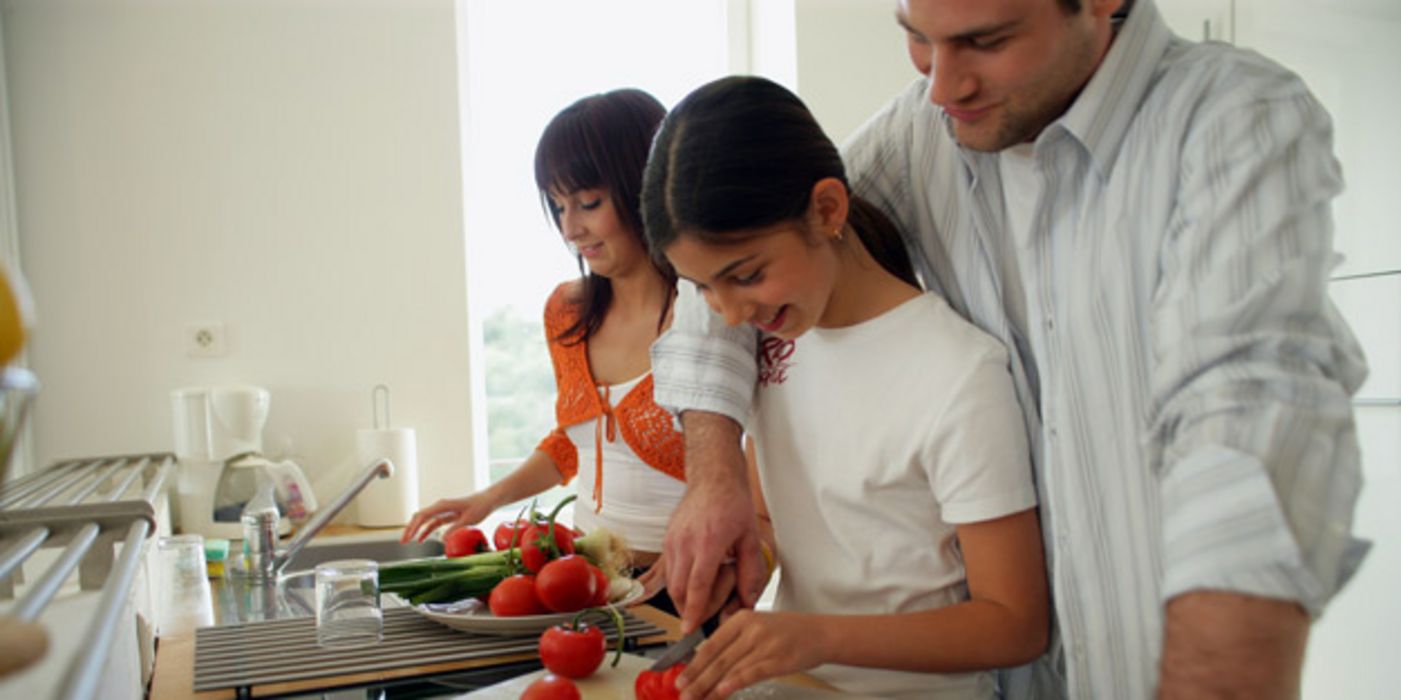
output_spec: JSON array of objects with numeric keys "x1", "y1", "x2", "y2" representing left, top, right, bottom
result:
[
  {"x1": 534, "y1": 88, "x2": 672, "y2": 344},
  {"x1": 641, "y1": 76, "x2": 916, "y2": 288}
]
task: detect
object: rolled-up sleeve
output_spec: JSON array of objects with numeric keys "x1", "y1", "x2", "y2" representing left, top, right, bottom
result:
[
  {"x1": 1152, "y1": 82, "x2": 1370, "y2": 617},
  {"x1": 651, "y1": 280, "x2": 758, "y2": 424}
]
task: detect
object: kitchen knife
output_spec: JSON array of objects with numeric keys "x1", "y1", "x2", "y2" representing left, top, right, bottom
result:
[{"x1": 649, "y1": 628, "x2": 705, "y2": 671}]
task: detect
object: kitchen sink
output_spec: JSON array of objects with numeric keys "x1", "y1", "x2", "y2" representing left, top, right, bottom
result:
[
  {"x1": 280, "y1": 537, "x2": 444, "y2": 572},
  {"x1": 208, "y1": 536, "x2": 445, "y2": 626}
]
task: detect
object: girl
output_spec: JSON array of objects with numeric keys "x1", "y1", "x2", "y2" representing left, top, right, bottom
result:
[
  {"x1": 642, "y1": 76, "x2": 1048, "y2": 700},
  {"x1": 401, "y1": 89, "x2": 685, "y2": 605}
]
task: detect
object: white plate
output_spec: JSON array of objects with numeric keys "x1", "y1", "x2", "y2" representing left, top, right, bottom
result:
[{"x1": 412, "y1": 578, "x2": 645, "y2": 636}]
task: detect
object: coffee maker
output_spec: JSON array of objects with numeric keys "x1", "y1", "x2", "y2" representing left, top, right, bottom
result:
[{"x1": 171, "y1": 386, "x2": 317, "y2": 539}]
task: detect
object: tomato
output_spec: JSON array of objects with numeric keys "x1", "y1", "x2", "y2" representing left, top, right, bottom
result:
[
  {"x1": 443, "y1": 527, "x2": 489, "y2": 558},
  {"x1": 521, "y1": 522, "x2": 576, "y2": 573},
  {"x1": 487, "y1": 574, "x2": 546, "y2": 616},
  {"x1": 521, "y1": 673, "x2": 581, "y2": 700},
  {"x1": 539, "y1": 607, "x2": 625, "y2": 680},
  {"x1": 493, "y1": 519, "x2": 527, "y2": 551},
  {"x1": 587, "y1": 563, "x2": 610, "y2": 607},
  {"x1": 535, "y1": 555, "x2": 597, "y2": 613},
  {"x1": 538, "y1": 620, "x2": 606, "y2": 678},
  {"x1": 634, "y1": 663, "x2": 685, "y2": 700}
]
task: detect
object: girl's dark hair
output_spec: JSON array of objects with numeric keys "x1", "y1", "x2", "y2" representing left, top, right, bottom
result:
[
  {"x1": 641, "y1": 76, "x2": 916, "y2": 288},
  {"x1": 534, "y1": 88, "x2": 673, "y2": 344}
]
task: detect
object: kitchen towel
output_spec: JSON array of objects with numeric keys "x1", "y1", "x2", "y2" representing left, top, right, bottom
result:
[{"x1": 354, "y1": 427, "x2": 420, "y2": 527}]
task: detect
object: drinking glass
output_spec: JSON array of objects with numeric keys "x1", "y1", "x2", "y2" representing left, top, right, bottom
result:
[
  {"x1": 315, "y1": 558, "x2": 382, "y2": 648},
  {"x1": 156, "y1": 534, "x2": 214, "y2": 637}
]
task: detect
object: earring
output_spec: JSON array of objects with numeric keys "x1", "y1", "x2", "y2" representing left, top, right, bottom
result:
[{"x1": 833, "y1": 227, "x2": 844, "y2": 242}]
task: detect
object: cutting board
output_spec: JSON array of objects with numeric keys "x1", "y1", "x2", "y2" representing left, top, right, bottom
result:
[{"x1": 463, "y1": 652, "x2": 868, "y2": 699}]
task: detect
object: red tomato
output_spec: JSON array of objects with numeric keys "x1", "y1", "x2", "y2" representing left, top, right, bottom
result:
[
  {"x1": 521, "y1": 523, "x2": 576, "y2": 573},
  {"x1": 443, "y1": 527, "x2": 489, "y2": 558},
  {"x1": 487, "y1": 574, "x2": 546, "y2": 617},
  {"x1": 587, "y1": 564, "x2": 610, "y2": 607},
  {"x1": 534, "y1": 555, "x2": 597, "y2": 613},
  {"x1": 522, "y1": 673, "x2": 581, "y2": 700},
  {"x1": 634, "y1": 663, "x2": 684, "y2": 700},
  {"x1": 538, "y1": 620, "x2": 606, "y2": 678},
  {"x1": 493, "y1": 519, "x2": 527, "y2": 551}
]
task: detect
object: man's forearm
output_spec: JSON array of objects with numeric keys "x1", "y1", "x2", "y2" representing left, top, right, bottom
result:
[
  {"x1": 681, "y1": 410, "x2": 747, "y2": 486},
  {"x1": 1159, "y1": 590, "x2": 1309, "y2": 699}
]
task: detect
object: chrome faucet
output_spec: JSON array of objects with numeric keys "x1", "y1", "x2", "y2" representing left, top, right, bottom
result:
[{"x1": 239, "y1": 458, "x2": 395, "y2": 580}]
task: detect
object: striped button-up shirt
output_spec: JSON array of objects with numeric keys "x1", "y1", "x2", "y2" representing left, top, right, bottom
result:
[{"x1": 650, "y1": 1, "x2": 1370, "y2": 697}]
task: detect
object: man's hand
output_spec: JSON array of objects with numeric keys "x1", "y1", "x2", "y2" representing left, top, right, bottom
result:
[
  {"x1": 1159, "y1": 590, "x2": 1309, "y2": 699},
  {"x1": 665, "y1": 411, "x2": 766, "y2": 634}
]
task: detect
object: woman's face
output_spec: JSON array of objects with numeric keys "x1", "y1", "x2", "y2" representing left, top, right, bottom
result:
[
  {"x1": 665, "y1": 223, "x2": 840, "y2": 340},
  {"x1": 550, "y1": 186, "x2": 648, "y2": 279}
]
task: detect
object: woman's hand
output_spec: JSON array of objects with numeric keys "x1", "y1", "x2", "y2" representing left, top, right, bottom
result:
[
  {"x1": 636, "y1": 553, "x2": 667, "y2": 604},
  {"x1": 399, "y1": 493, "x2": 496, "y2": 544},
  {"x1": 676, "y1": 610, "x2": 828, "y2": 700}
]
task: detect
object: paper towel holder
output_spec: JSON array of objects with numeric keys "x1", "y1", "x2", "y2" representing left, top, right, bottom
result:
[{"x1": 372, "y1": 384, "x2": 391, "y2": 429}]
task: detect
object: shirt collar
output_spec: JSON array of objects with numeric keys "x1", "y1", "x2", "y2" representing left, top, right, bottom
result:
[{"x1": 1056, "y1": 0, "x2": 1173, "y2": 180}]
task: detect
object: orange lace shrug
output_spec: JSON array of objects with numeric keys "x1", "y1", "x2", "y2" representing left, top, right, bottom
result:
[{"x1": 534, "y1": 283, "x2": 685, "y2": 508}]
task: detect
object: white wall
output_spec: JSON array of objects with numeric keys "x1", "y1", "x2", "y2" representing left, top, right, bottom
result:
[
  {"x1": 793, "y1": 0, "x2": 919, "y2": 144},
  {"x1": 3, "y1": 0, "x2": 476, "y2": 508}
]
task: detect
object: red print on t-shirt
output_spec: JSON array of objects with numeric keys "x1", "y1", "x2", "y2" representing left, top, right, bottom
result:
[{"x1": 758, "y1": 336, "x2": 796, "y2": 386}]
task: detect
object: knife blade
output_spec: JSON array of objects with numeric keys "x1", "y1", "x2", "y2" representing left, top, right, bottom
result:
[{"x1": 649, "y1": 628, "x2": 705, "y2": 671}]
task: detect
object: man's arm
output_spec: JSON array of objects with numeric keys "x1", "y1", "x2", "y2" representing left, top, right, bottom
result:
[
  {"x1": 1151, "y1": 70, "x2": 1368, "y2": 695},
  {"x1": 665, "y1": 412, "x2": 766, "y2": 634},
  {"x1": 651, "y1": 281, "x2": 763, "y2": 633},
  {"x1": 1160, "y1": 592, "x2": 1308, "y2": 699}
]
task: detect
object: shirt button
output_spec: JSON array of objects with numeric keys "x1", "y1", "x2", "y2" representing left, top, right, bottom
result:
[{"x1": 1046, "y1": 317, "x2": 1056, "y2": 332}]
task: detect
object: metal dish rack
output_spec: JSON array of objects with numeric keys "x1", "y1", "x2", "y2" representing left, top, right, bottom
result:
[{"x1": 0, "y1": 452, "x2": 174, "y2": 700}]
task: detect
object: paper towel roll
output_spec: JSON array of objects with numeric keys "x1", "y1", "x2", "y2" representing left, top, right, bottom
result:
[{"x1": 354, "y1": 427, "x2": 421, "y2": 527}]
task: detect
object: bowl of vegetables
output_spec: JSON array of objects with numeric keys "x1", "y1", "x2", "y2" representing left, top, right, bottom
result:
[{"x1": 380, "y1": 496, "x2": 644, "y2": 635}]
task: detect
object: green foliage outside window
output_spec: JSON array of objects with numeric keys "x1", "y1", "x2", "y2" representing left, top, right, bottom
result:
[{"x1": 481, "y1": 304, "x2": 570, "y2": 509}]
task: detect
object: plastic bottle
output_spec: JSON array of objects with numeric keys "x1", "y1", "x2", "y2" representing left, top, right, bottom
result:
[{"x1": 240, "y1": 477, "x2": 280, "y2": 579}]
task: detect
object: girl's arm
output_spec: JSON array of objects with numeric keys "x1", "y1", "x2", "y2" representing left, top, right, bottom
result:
[
  {"x1": 399, "y1": 450, "x2": 563, "y2": 544},
  {"x1": 676, "y1": 508, "x2": 1048, "y2": 700},
  {"x1": 744, "y1": 436, "x2": 776, "y2": 559}
]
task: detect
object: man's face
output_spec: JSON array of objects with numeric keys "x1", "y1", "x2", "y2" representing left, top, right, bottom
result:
[{"x1": 898, "y1": 0, "x2": 1119, "y2": 151}]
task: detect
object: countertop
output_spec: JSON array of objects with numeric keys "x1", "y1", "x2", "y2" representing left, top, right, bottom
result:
[
  {"x1": 147, "y1": 525, "x2": 683, "y2": 699},
  {"x1": 149, "y1": 603, "x2": 682, "y2": 699}
]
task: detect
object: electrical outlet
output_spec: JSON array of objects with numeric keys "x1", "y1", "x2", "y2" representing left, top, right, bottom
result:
[{"x1": 186, "y1": 321, "x2": 227, "y2": 358}]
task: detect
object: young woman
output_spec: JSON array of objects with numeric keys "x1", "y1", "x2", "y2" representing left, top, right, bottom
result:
[
  {"x1": 401, "y1": 89, "x2": 684, "y2": 599},
  {"x1": 642, "y1": 76, "x2": 1048, "y2": 700}
]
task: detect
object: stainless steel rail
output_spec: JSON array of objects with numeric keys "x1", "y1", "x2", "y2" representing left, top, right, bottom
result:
[{"x1": 0, "y1": 453, "x2": 174, "y2": 700}]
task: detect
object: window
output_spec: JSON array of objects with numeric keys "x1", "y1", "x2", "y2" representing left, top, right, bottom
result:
[{"x1": 458, "y1": 1, "x2": 734, "y2": 510}]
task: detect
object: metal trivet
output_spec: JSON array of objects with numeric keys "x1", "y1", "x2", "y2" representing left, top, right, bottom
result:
[{"x1": 193, "y1": 606, "x2": 663, "y2": 692}]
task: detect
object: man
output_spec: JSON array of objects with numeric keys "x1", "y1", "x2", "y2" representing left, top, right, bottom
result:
[{"x1": 650, "y1": 0, "x2": 1370, "y2": 698}]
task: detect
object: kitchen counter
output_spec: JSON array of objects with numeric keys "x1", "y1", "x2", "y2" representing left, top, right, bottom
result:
[
  {"x1": 149, "y1": 603, "x2": 681, "y2": 699},
  {"x1": 148, "y1": 525, "x2": 683, "y2": 698}
]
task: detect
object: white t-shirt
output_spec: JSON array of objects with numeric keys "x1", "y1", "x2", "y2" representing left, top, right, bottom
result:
[
  {"x1": 564, "y1": 373, "x2": 686, "y2": 553},
  {"x1": 997, "y1": 142, "x2": 1039, "y2": 341},
  {"x1": 751, "y1": 293, "x2": 1037, "y2": 700}
]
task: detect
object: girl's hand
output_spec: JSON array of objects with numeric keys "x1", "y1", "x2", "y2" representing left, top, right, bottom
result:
[
  {"x1": 399, "y1": 494, "x2": 494, "y2": 544},
  {"x1": 636, "y1": 554, "x2": 667, "y2": 604},
  {"x1": 676, "y1": 610, "x2": 828, "y2": 700}
]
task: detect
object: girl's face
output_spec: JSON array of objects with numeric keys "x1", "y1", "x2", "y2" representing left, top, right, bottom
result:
[
  {"x1": 665, "y1": 222, "x2": 840, "y2": 340},
  {"x1": 550, "y1": 186, "x2": 648, "y2": 279}
]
